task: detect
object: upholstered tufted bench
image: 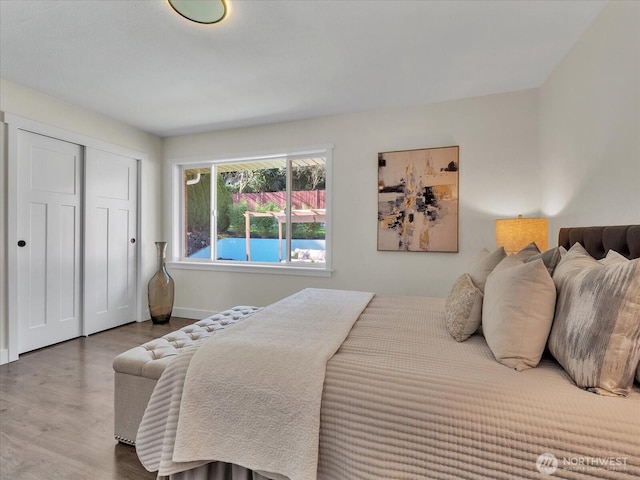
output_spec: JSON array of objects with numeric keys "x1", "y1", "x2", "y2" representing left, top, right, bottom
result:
[{"x1": 113, "y1": 306, "x2": 260, "y2": 445}]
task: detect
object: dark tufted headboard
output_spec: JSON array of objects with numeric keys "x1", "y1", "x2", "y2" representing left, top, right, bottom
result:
[{"x1": 558, "y1": 225, "x2": 640, "y2": 260}]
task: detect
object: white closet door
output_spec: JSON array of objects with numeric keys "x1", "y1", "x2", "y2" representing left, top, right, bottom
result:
[
  {"x1": 16, "y1": 131, "x2": 83, "y2": 353},
  {"x1": 84, "y1": 148, "x2": 138, "y2": 335}
]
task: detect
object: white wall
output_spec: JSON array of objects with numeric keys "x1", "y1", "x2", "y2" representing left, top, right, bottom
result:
[
  {"x1": 0, "y1": 120, "x2": 6, "y2": 363},
  {"x1": 0, "y1": 79, "x2": 164, "y2": 359},
  {"x1": 164, "y1": 89, "x2": 541, "y2": 312},
  {"x1": 540, "y1": 0, "x2": 640, "y2": 237},
  {"x1": 4, "y1": 0, "x2": 636, "y2": 337},
  {"x1": 165, "y1": 1, "x2": 640, "y2": 315}
]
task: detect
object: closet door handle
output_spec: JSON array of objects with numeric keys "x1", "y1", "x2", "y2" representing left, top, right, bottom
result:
[
  {"x1": 130, "y1": 238, "x2": 136, "y2": 244},
  {"x1": 17, "y1": 240, "x2": 26, "y2": 247}
]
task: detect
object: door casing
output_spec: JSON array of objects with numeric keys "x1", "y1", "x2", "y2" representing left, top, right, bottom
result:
[{"x1": 5, "y1": 113, "x2": 146, "y2": 363}]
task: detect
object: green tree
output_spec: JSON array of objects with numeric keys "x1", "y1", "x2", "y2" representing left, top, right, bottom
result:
[
  {"x1": 292, "y1": 165, "x2": 325, "y2": 190},
  {"x1": 221, "y1": 164, "x2": 326, "y2": 194},
  {"x1": 186, "y1": 171, "x2": 210, "y2": 235}
]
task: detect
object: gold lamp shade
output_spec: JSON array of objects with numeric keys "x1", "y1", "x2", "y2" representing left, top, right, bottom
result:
[{"x1": 495, "y1": 215, "x2": 548, "y2": 254}]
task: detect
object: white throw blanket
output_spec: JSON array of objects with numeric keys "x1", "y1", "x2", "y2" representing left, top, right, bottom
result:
[{"x1": 170, "y1": 288, "x2": 373, "y2": 480}]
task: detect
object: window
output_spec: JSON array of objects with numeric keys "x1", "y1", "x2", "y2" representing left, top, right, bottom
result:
[{"x1": 174, "y1": 148, "x2": 331, "y2": 274}]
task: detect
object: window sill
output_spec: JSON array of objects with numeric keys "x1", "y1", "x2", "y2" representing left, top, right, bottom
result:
[{"x1": 167, "y1": 260, "x2": 333, "y2": 277}]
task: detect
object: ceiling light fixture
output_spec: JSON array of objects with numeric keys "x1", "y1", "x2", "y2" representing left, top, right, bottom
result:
[{"x1": 168, "y1": 0, "x2": 228, "y2": 25}]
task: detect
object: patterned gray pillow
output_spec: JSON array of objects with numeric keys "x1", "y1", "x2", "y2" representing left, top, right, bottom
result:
[
  {"x1": 599, "y1": 249, "x2": 628, "y2": 265},
  {"x1": 599, "y1": 251, "x2": 640, "y2": 385},
  {"x1": 445, "y1": 274, "x2": 483, "y2": 342},
  {"x1": 549, "y1": 243, "x2": 640, "y2": 396}
]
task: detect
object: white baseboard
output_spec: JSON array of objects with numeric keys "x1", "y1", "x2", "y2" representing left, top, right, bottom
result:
[
  {"x1": 172, "y1": 307, "x2": 218, "y2": 320},
  {"x1": 0, "y1": 349, "x2": 9, "y2": 365}
]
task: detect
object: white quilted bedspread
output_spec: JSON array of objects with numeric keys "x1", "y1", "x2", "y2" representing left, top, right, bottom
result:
[{"x1": 318, "y1": 295, "x2": 640, "y2": 479}]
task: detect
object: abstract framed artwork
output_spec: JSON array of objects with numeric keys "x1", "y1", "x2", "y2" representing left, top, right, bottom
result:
[{"x1": 378, "y1": 146, "x2": 459, "y2": 252}]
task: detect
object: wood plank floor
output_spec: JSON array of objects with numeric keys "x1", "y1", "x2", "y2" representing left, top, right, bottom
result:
[{"x1": 0, "y1": 317, "x2": 194, "y2": 480}]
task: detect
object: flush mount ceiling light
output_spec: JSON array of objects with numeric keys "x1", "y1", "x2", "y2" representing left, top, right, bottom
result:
[{"x1": 168, "y1": 0, "x2": 228, "y2": 24}]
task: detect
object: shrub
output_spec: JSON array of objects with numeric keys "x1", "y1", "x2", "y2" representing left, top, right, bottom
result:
[
  {"x1": 253, "y1": 201, "x2": 280, "y2": 238},
  {"x1": 186, "y1": 172, "x2": 210, "y2": 236},
  {"x1": 228, "y1": 200, "x2": 248, "y2": 237}
]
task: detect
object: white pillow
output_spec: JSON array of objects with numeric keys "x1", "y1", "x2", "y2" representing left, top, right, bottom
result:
[{"x1": 482, "y1": 255, "x2": 556, "y2": 371}]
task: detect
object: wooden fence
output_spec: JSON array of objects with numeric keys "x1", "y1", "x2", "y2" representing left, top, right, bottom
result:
[{"x1": 232, "y1": 190, "x2": 325, "y2": 210}]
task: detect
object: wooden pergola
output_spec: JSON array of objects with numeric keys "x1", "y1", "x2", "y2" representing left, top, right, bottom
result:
[{"x1": 244, "y1": 209, "x2": 326, "y2": 261}]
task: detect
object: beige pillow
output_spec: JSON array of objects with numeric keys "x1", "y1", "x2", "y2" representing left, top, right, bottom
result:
[
  {"x1": 549, "y1": 243, "x2": 640, "y2": 396},
  {"x1": 482, "y1": 256, "x2": 556, "y2": 371},
  {"x1": 468, "y1": 247, "x2": 507, "y2": 293},
  {"x1": 515, "y1": 242, "x2": 541, "y2": 261},
  {"x1": 445, "y1": 274, "x2": 483, "y2": 342}
]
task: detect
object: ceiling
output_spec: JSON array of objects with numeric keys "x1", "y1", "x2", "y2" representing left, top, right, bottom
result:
[{"x1": 0, "y1": 0, "x2": 606, "y2": 138}]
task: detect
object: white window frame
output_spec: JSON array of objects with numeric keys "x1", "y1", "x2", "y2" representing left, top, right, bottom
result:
[{"x1": 168, "y1": 146, "x2": 333, "y2": 277}]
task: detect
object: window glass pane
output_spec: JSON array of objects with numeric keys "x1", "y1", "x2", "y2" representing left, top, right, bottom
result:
[
  {"x1": 217, "y1": 162, "x2": 287, "y2": 263},
  {"x1": 184, "y1": 168, "x2": 211, "y2": 258},
  {"x1": 180, "y1": 153, "x2": 329, "y2": 268},
  {"x1": 290, "y1": 159, "x2": 326, "y2": 264}
]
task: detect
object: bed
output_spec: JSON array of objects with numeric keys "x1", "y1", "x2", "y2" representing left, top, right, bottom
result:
[{"x1": 136, "y1": 225, "x2": 640, "y2": 479}]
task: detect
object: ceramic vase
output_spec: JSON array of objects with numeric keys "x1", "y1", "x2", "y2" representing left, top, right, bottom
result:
[{"x1": 147, "y1": 242, "x2": 174, "y2": 324}]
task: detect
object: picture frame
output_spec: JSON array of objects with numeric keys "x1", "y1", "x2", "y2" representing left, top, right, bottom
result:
[{"x1": 377, "y1": 146, "x2": 459, "y2": 253}]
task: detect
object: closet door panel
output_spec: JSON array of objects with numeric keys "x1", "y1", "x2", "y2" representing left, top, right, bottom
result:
[
  {"x1": 84, "y1": 148, "x2": 138, "y2": 335},
  {"x1": 17, "y1": 131, "x2": 82, "y2": 353}
]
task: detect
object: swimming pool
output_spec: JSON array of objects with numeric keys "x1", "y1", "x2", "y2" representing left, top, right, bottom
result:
[{"x1": 191, "y1": 238, "x2": 325, "y2": 262}]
